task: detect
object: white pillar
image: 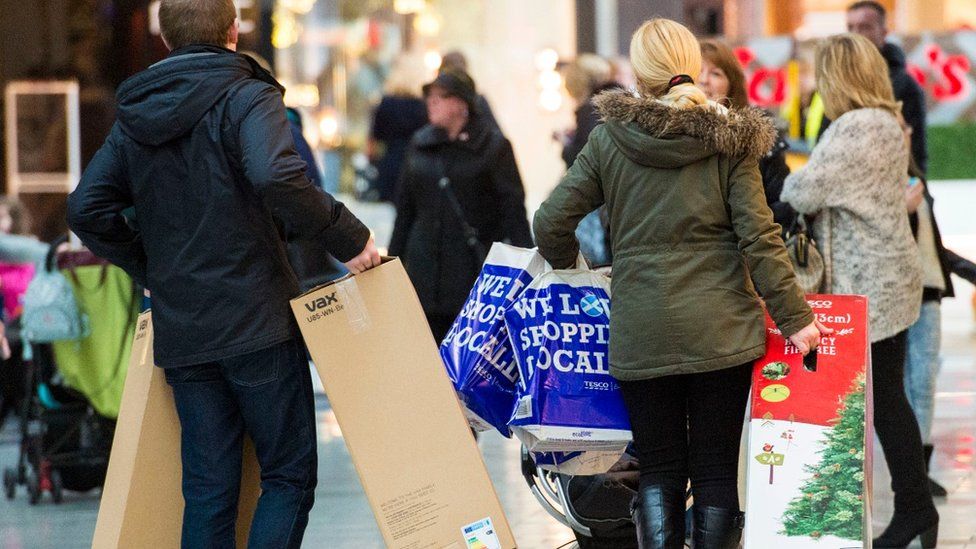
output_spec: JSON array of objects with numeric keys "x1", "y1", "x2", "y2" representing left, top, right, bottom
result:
[
  {"x1": 431, "y1": 0, "x2": 577, "y2": 213},
  {"x1": 595, "y1": 0, "x2": 619, "y2": 57}
]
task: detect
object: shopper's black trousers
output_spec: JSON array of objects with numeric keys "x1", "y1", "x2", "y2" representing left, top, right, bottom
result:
[
  {"x1": 619, "y1": 331, "x2": 933, "y2": 513},
  {"x1": 619, "y1": 363, "x2": 752, "y2": 510},
  {"x1": 872, "y1": 330, "x2": 934, "y2": 512}
]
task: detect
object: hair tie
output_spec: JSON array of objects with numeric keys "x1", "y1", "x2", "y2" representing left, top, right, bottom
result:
[{"x1": 667, "y1": 74, "x2": 694, "y2": 91}]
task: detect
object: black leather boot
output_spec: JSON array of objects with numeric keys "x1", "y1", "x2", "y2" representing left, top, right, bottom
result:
[
  {"x1": 924, "y1": 444, "x2": 948, "y2": 497},
  {"x1": 873, "y1": 506, "x2": 939, "y2": 548},
  {"x1": 692, "y1": 505, "x2": 744, "y2": 549},
  {"x1": 631, "y1": 484, "x2": 686, "y2": 549}
]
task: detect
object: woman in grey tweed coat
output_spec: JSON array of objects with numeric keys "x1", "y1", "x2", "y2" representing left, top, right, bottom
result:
[{"x1": 782, "y1": 33, "x2": 935, "y2": 549}]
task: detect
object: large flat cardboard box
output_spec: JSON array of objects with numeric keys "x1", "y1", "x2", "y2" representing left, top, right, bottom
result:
[
  {"x1": 291, "y1": 259, "x2": 516, "y2": 549},
  {"x1": 92, "y1": 312, "x2": 261, "y2": 548}
]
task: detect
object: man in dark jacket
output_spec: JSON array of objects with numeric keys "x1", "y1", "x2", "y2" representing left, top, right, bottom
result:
[
  {"x1": 847, "y1": 0, "x2": 928, "y2": 172},
  {"x1": 67, "y1": 1, "x2": 379, "y2": 546}
]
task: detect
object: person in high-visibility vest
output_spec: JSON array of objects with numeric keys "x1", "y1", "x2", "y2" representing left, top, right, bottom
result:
[{"x1": 804, "y1": 92, "x2": 826, "y2": 150}]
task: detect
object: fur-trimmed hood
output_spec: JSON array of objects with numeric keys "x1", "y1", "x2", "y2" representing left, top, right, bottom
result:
[{"x1": 592, "y1": 89, "x2": 777, "y2": 165}]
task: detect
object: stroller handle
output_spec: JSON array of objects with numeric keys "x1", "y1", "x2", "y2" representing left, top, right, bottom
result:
[{"x1": 519, "y1": 445, "x2": 594, "y2": 537}]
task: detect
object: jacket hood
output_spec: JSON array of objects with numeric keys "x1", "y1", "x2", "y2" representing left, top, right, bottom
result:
[
  {"x1": 116, "y1": 45, "x2": 283, "y2": 146},
  {"x1": 880, "y1": 42, "x2": 906, "y2": 71},
  {"x1": 592, "y1": 89, "x2": 777, "y2": 168}
]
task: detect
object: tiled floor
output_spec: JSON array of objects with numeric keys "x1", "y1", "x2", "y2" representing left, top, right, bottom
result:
[
  {"x1": 869, "y1": 294, "x2": 976, "y2": 548},
  {"x1": 0, "y1": 393, "x2": 576, "y2": 548},
  {"x1": 2, "y1": 184, "x2": 975, "y2": 548}
]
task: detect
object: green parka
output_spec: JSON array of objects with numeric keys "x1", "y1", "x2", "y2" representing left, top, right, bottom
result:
[{"x1": 534, "y1": 91, "x2": 814, "y2": 381}]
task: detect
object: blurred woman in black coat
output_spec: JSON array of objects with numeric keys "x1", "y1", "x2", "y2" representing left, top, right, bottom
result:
[{"x1": 389, "y1": 70, "x2": 533, "y2": 341}]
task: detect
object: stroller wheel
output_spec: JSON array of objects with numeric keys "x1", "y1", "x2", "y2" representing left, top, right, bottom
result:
[
  {"x1": 3, "y1": 468, "x2": 16, "y2": 500},
  {"x1": 50, "y1": 470, "x2": 64, "y2": 504},
  {"x1": 27, "y1": 469, "x2": 41, "y2": 505}
]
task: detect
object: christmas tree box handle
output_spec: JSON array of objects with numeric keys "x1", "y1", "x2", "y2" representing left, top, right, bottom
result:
[{"x1": 803, "y1": 347, "x2": 818, "y2": 372}]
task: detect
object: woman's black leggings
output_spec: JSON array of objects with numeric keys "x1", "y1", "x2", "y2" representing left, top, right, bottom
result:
[
  {"x1": 619, "y1": 363, "x2": 752, "y2": 510},
  {"x1": 872, "y1": 330, "x2": 933, "y2": 512}
]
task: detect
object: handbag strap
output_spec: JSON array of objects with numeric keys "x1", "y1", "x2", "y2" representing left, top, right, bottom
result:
[
  {"x1": 787, "y1": 214, "x2": 811, "y2": 238},
  {"x1": 786, "y1": 215, "x2": 813, "y2": 268},
  {"x1": 44, "y1": 235, "x2": 70, "y2": 273},
  {"x1": 434, "y1": 156, "x2": 488, "y2": 262},
  {"x1": 66, "y1": 264, "x2": 110, "y2": 290}
]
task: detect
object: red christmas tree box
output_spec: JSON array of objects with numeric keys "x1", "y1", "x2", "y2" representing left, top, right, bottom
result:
[{"x1": 744, "y1": 295, "x2": 873, "y2": 548}]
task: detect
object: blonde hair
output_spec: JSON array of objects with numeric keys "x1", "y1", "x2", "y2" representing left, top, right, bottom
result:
[
  {"x1": 564, "y1": 54, "x2": 612, "y2": 103},
  {"x1": 629, "y1": 19, "x2": 708, "y2": 109},
  {"x1": 384, "y1": 54, "x2": 427, "y2": 98},
  {"x1": 816, "y1": 33, "x2": 900, "y2": 120}
]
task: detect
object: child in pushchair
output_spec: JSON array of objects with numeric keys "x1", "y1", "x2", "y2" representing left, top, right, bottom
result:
[{"x1": 0, "y1": 199, "x2": 41, "y2": 431}]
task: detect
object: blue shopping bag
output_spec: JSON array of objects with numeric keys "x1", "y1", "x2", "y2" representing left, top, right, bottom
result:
[
  {"x1": 440, "y1": 243, "x2": 548, "y2": 435},
  {"x1": 504, "y1": 269, "x2": 631, "y2": 462}
]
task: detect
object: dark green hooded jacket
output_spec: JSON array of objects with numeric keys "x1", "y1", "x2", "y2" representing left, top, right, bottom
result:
[{"x1": 534, "y1": 90, "x2": 814, "y2": 380}]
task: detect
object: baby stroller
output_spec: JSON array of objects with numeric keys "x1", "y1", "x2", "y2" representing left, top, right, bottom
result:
[
  {"x1": 521, "y1": 446, "x2": 695, "y2": 549},
  {"x1": 3, "y1": 239, "x2": 137, "y2": 504},
  {"x1": 511, "y1": 261, "x2": 670, "y2": 546},
  {"x1": 3, "y1": 344, "x2": 116, "y2": 504}
]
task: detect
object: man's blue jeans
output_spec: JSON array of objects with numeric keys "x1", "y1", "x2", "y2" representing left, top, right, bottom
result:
[
  {"x1": 904, "y1": 301, "x2": 942, "y2": 443},
  {"x1": 164, "y1": 338, "x2": 317, "y2": 549}
]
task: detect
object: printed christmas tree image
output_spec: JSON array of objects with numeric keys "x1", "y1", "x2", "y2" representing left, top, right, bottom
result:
[{"x1": 780, "y1": 375, "x2": 866, "y2": 540}]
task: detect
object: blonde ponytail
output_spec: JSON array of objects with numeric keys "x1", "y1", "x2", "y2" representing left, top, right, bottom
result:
[
  {"x1": 660, "y1": 82, "x2": 709, "y2": 109},
  {"x1": 629, "y1": 19, "x2": 708, "y2": 109}
]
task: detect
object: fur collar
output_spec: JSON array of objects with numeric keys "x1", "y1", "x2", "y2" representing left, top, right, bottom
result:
[{"x1": 592, "y1": 89, "x2": 777, "y2": 160}]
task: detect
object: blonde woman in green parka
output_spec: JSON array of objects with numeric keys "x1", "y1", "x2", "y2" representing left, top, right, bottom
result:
[{"x1": 533, "y1": 19, "x2": 830, "y2": 549}]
